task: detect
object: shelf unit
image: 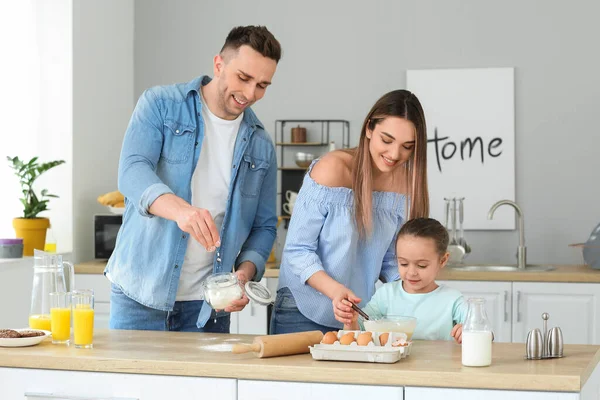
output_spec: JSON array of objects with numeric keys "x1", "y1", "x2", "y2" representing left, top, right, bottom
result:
[{"x1": 275, "y1": 120, "x2": 350, "y2": 226}]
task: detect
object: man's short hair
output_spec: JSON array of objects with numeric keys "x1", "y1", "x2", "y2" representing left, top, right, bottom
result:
[{"x1": 221, "y1": 25, "x2": 282, "y2": 63}]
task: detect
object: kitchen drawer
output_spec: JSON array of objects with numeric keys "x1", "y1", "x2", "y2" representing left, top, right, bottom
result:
[
  {"x1": 1, "y1": 367, "x2": 236, "y2": 400},
  {"x1": 238, "y1": 380, "x2": 403, "y2": 399}
]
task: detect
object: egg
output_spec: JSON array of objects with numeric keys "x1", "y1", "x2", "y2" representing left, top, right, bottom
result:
[
  {"x1": 357, "y1": 332, "x2": 373, "y2": 346},
  {"x1": 392, "y1": 338, "x2": 408, "y2": 347},
  {"x1": 379, "y1": 332, "x2": 390, "y2": 346},
  {"x1": 321, "y1": 331, "x2": 338, "y2": 344},
  {"x1": 339, "y1": 332, "x2": 356, "y2": 345}
]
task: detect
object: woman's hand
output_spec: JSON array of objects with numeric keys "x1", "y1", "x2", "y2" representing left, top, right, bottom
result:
[
  {"x1": 451, "y1": 323, "x2": 463, "y2": 343},
  {"x1": 331, "y1": 286, "x2": 361, "y2": 326}
]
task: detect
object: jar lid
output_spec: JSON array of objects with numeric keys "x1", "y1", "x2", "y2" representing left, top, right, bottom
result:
[
  {"x1": 244, "y1": 281, "x2": 275, "y2": 306},
  {"x1": 0, "y1": 238, "x2": 23, "y2": 245}
]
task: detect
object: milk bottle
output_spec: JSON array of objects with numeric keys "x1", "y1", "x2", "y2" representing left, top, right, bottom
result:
[{"x1": 461, "y1": 298, "x2": 493, "y2": 367}]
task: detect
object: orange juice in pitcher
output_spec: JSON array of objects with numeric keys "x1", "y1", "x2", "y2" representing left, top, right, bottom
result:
[
  {"x1": 29, "y1": 314, "x2": 51, "y2": 331},
  {"x1": 29, "y1": 251, "x2": 74, "y2": 332}
]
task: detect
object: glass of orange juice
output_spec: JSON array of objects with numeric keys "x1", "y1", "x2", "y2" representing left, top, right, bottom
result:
[
  {"x1": 49, "y1": 292, "x2": 71, "y2": 344},
  {"x1": 72, "y1": 289, "x2": 94, "y2": 349}
]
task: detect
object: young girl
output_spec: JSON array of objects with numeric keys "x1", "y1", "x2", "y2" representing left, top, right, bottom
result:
[
  {"x1": 343, "y1": 217, "x2": 467, "y2": 343},
  {"x1": 271, "y1": 90, "x2": 429, "y2": 334}
]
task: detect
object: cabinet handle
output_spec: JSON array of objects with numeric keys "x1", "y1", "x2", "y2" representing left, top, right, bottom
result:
[
  {"x1": 25, "y1": 394, "x2": 137, "y2": 400},
  {"x1": 516, "y1": 290, "x2": 522, "y2": 322},
  {"x1": 503, "y1": 291, "x2": 508, "y2": 322}
]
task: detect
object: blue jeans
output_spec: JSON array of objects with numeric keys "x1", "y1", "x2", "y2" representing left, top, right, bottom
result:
[
  {"x1": 269, "y1": 287, "x2": 338, "y2": 335},
  {"x1": 109, "y1": 283, "x2": 229, "y2": 332}
]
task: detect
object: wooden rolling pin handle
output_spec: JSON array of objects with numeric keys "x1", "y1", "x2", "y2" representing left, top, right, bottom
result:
[{"x1": 232, "y1": 343, "x2": 262, "y2": 354}]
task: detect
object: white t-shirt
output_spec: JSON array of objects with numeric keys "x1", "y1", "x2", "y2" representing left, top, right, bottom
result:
[{"x1": 176, "y1": 91, "x2": 242, "y2": 301}]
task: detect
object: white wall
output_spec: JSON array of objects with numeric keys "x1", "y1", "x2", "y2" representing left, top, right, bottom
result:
[
  {"x1": 0, "y1": 0, "x2": 73, "y2": 253},
  {"x1": 35, "y1": 0, "x2": 73, "y2": 253},
  {"x1": 133, "y1": 0, "x2": 600, "y2": 265},
  {"x1": 72, "y1": 0, "x2": 134, "y2": 263}
]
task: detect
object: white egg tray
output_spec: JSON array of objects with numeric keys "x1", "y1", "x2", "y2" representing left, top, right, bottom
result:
[{"x1": 309, "y1": 330, "x2": 412, "y2": 364}]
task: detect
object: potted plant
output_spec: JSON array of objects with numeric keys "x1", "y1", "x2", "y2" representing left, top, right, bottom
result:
[{"x1": 7, "y1": 156, "x2": 65, "y2": 256}]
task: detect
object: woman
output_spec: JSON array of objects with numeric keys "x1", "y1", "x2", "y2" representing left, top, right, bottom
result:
[{"x1": 270, "y1": 90, "x2": 429, "y2": 334}]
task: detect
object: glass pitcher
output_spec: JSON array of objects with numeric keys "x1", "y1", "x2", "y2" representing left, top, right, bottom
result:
[
  {"x1": 29, "y1": 250, "x2": 74, "y2": 331},
  {"x1": 461, "y1": 298, "x2": 493, "y2": 367}
]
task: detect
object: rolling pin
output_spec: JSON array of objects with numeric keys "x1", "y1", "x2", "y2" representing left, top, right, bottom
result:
[{"x1": 232, "y1": 331, "x2": 323, "y2": 358}]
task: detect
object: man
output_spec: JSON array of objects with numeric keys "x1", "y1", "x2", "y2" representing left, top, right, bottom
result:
[{"x1": 105, "y1": 26, "x2": 281, "y2": 332}]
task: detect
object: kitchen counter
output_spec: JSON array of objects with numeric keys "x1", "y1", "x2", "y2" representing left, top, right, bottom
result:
[
  {"x1": 75, "y1": 261, "x2": 599, "y2": 283},
  {"x1": 266, "y1": 264, "x2": 600, "y2": 281},
  {"x1": 0, "y1": 330, "x2": 599, "y2": 392}
]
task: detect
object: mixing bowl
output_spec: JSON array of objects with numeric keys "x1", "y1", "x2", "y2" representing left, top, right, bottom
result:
[{"x1": 363, "y1": 316, "x2": 417, "y2": 340}]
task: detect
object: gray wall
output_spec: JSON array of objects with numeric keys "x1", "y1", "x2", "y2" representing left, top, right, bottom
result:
[
  {"x1": 73, "y1": 0, "x2": 134, "y2": 263},
  {"x1": 134, "y1": 0, "x2": 600, "y2": 265}
]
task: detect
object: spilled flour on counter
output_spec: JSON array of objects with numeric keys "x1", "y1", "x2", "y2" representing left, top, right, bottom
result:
[
  {"x1": 197, "y1": 343, "x2": 235, "y2": 352},
  {"x1": 198, "y1": 336, "x2": 218, "y2": 341}
]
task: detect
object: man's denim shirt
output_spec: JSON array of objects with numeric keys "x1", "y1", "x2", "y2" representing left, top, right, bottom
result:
[{"x1": 105, "y1": 76, "x2": 277, "y2": 328}]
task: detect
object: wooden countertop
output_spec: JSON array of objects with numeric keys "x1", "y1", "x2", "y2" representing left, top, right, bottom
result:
[
  {"x1": 76, "y1": 261, "x2": 599, "y2": 283},
  {"x1": 438, "y1": 264, "x2": 600, "y2": 283},
  {"x1": 0, "y1": 330, "x2": 598, "y2": 392},
  {"x1": 268, "y1": 264, "x2": 600, "y2": 282}
]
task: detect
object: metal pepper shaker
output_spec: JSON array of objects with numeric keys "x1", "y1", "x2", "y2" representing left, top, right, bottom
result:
[{"x1": 541, "y1": 312, "x2": 549, "y2": 358}]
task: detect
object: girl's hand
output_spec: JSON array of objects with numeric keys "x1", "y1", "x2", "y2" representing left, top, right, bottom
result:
[
  {"x1": 331, "y1": 286, "x2": 361, "y2": 326},
  {"x1": 451, "y1": 323, "x2": 463, "y2": 344}
]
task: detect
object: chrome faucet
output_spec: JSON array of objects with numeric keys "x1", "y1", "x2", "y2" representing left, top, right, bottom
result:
[{"x1": 488, "y1": 200, "x2": 527, "y2": 269}]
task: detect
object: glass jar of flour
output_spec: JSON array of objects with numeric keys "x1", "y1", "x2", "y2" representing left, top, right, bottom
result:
[
  {"x1": 201, "y1": 272, "x2": 244, "y2": 310},
  {"x1": 201, "y1": 272, "x2": 276, "y2": 310}
]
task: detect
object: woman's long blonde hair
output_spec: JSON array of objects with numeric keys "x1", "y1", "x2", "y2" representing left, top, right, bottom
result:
[{"x1": 351, "y1": 90, "x2": 429, "y2": 238}]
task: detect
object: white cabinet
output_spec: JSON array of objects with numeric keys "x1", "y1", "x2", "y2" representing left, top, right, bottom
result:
[
  {"x1": 405, "y1": 386, "x2": 578, "y2": 400},
  {"x1": 0, "y1": 257, "x2": 34, "y2": 328},
  {"x1": 238, "y1": 380, "x2": 403, "y2": 400},
  {"x1": 512, "y1": 282, "x2": 600, "y2": 344},
  {"x1": 231, "y1": 278, "x2": 270, "y2": 335},
  {"x1": 0, "y1": 367, "x2": 236, "y2": 400},
  {"x1": 237, "y1": 296, "x2": 268, "y2": 335},
  {"x1": 438, "y1": 280, "x2": 512, "y2": 342},
  {"x1": 75, "y1": 274, "x2": 111, "y2": 330}
]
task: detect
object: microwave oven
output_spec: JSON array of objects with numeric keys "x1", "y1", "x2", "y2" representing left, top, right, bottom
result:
[{"x1": 94, "y1": 214, "x2": 122, "y2": 259}]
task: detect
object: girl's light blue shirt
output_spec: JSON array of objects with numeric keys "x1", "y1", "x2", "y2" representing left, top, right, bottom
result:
[
  {"x1": 361, "y1": 281, "x2": 468, "y2": 340},
  {"x1": 278, "y1": 160, "x2": 407, "y2": 328}
]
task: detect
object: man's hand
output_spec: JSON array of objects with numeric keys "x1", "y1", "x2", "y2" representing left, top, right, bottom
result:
[
  {"x1": 176, "y1": 206, "x2": 220, "y2": 252},
  {"x1": 234, "y1": 261, "x2": 256, "y2": 286},
  {"x1": 221, "y1": 262, "x2": 256, "y2": 313},
  {"x1": 451, "y1": 323, "x2": 463, "y2": 344},
  {"x1": 222, "y1": 292, "x2": 250, "y2": 313},
  {"x1": 331, "y1": 285, "x2": 361, "y2": 326},
  {"x1": 149, "y1": 194, "x2": 220, "y2": 252}
]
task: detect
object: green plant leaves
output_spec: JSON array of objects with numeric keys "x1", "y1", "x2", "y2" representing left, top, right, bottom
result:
[{"x1": 7, "y1": 156, "x2": 66, "y2": 218}]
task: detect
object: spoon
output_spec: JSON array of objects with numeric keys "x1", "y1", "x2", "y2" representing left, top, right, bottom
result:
[{"x1": 350, "y1": 303, "x2": 370, "y2": 321}]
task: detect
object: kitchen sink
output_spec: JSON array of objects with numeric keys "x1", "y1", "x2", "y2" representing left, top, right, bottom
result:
[{"x1": 448, "y1": 265, "x2": 555, "y2": 272}]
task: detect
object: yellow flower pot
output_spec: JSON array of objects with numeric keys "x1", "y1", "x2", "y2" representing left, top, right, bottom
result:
[{"x1": 13, "y1": 218, "x2": 50, "y2": 256}]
